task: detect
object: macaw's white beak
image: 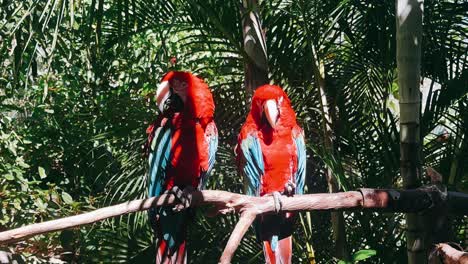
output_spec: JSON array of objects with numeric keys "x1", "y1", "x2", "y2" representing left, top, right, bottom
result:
[
  {"x1": 155, "y1": 81, "x2": 170, "y2": 112},
  {"x1": 264, "y1": 99, "x2": 279, "y2": 129}
]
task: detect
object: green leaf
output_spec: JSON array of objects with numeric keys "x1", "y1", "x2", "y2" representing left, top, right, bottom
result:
[
  {"x1": 17, "y1": 158, "x2": 30, "y2": 168},
  {"x1": 35, "y1": 199, "x2": 48, "y2": 211},
  {"x1": 13, "y1": 199, "x2": 21, "y2": 210},
  {"x1": 352, "y1": 249, "x2": 377, "y2": 262},
  {"x1": 38, "y1": 166, "x2": 47, "y2": 179},
  {"x1": 62, "y1": 192, "x2": 74, "y2": 204},
  {"x1": 4, "y1": 173, "x2": 14, "y2": 181}
]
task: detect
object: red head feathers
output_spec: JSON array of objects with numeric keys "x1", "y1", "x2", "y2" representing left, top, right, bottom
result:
[
  {"x1": 156, "y1": 71, "x2": 215, "y2": 120},
  {"x1": 244, "y1": 84, "x2": 298, "y2": 133}
]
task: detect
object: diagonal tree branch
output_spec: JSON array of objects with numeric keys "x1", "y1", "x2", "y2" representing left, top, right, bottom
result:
[{"x1": 220, "y1": 211, "x2": 256, "y2": 264}]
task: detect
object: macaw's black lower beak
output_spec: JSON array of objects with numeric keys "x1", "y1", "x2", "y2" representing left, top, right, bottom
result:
[{"x1": 164, "y1": 92, "x2": 184, "y2": 113}]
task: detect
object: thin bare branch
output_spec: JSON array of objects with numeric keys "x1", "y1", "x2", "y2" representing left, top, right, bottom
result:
[
  {"x1": 219, "y1": 211, "x2": 256, "y2": 264},
  {"x1": 0, "y1": 193, "x2": 178, "y2": 244}
]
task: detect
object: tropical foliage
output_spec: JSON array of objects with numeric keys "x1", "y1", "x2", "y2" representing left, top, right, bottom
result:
[{"x1": 0, "y1": 0, "x2": 467, "y2": 263}]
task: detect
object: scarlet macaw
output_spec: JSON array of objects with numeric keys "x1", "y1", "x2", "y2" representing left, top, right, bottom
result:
[
  {"x1": 146, "y1": 71, "x2": 218, "y2": 264},
  {"x1": 236, "y1": 84, "x2": 306, "y2": 264}
]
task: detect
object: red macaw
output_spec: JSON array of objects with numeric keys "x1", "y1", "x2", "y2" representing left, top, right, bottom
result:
[
  {"x1": 146, "y1": 71, "x2": 218, "y2": 264},
  {"x1": 236, "y1": 84, "x2": 306, "y2": 264}
]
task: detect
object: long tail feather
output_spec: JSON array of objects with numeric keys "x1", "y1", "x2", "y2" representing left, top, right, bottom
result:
[
  {"x1": 152, "y1": 208, "x2": 189, "y2": 264},
  {"x1": 156, "y1": 239, "x2": 187, "y2": 264},
  {"x1": 263, "y1": 236, "x2": 292, "y2": 264}
]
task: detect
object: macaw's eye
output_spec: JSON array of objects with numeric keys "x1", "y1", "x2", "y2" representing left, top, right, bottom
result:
[
  {"x1": 171, "y1": 80, "x2": 188, "y2": 103},
  {"x1": 256, "y1": 100, "x2": 262, "y2": 110},
  {"x1": 278, "y1": 96, "x2": 284, "y2": 105}
]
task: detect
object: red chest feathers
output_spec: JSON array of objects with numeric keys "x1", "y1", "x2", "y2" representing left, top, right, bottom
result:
[
  {"x1": 259, "y1": 130, "x2": 297, "y2": 195},
  {"x1": 164, "y1": 115, "x2": 209, "y2": 189}
]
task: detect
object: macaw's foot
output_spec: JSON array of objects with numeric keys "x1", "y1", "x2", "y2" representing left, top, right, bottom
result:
[
  {"x1": 166, "y1": 186, "x2": 195, "y2": 212},
  {"x1": 283, "y1": 181, "x2": 296, "y2": 197},
  {"x1": 272, "y1": 191, "x2": 283, "y2": 214}
]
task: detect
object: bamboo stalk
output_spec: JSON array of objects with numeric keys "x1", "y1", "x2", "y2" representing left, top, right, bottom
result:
[
  {"x1": 396, "y1": 0, "x2": 426, "y2": 263},
  {"x1": 309, "y1": 25, "x2": 349, "y2": 263}
]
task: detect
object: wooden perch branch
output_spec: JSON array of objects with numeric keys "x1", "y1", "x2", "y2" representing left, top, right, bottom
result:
[
  {"x1": 0, "y1": 192, "x2": 179, "y2": 244},
  {"x1": 432, "y1": 243, "x2": 468, "y2": 264},
  {"x1": 0, "y1": 188, "x2": 467, "y2": 263}
]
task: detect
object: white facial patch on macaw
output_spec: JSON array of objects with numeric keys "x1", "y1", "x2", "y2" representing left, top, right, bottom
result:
[
  {"x1": 156, "y1": 81, "x2": 170, "y2": 112},
  {"x1": 171, "y1": 79, "x2": 188, "y2": 103}
]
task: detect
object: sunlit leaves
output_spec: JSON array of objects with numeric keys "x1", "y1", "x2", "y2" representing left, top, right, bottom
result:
[{"x1": 1, "y1": 0, "x2": 467, "y2": 263}]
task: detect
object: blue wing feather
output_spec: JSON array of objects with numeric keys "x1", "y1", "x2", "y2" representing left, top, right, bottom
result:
[
  {"x1": 148, "y1": 125, "x2": 172, "y2": 198},
  {"x1": 293, "y1": 132, "x2": 306, "y2": 195},
  {"x1": 199, "y1": 128, "x2": 218, "y2": 190},
  {"x1": 239, "y1": 135, "x2": 264, "y2": 196},
  {"x1": 147, "y1": 124, "x2": 187, "y2": 251},
  {"x1": 147, "y1": 125, "x2": 172, "y2": 234}
]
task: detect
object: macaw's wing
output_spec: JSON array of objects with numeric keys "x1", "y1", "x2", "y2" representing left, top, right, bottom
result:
[
  {"x1": 238, "y1": 134, "x2": 264, "y2": 196},
  {"x1": 148, "y1": 125, "x2": 172, "y2": 198},
  {"x1": 198, "y1": 121, "x2": 218, "y2": 190},
  {"x1": 293, "y1": 129, "x2": 306, "y2": 195},
  {"x1": 147, "y1": 124, "x2": 188, "y2": 257}
]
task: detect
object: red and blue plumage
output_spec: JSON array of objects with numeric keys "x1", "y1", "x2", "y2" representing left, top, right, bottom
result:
[
  {"x1": 146, "y1": 71, "x2": 218, "y2": 264},
  {"x1": 236, "y1": 85, "x2": 306, "y2": 264}
]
